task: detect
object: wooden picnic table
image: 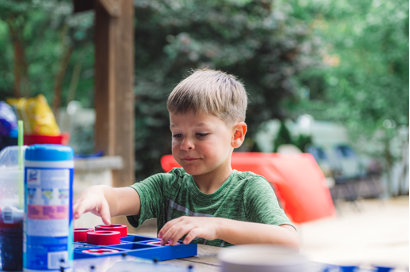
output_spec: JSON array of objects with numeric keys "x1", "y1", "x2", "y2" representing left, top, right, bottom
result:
[{"x1": 164, "y1": 244, "x2": 221, "y2": 272}]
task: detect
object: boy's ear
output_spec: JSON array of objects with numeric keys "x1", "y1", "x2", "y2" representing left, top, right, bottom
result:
[{"x1": 231, "y1": 122, "x2": 247, "y2": 148}]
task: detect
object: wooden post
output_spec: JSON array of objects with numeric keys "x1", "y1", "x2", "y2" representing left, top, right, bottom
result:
[{"x1": 94, "y1": 0, "x2": 134, "y2": 191}]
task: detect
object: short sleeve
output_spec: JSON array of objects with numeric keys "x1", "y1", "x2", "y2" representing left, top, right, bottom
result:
[
  {"x1": 244, "y1": 177, "x2": 294, "y2": 227},
  {"x1": 126, "y1": 173, "x2": 167, "y2": 228}
]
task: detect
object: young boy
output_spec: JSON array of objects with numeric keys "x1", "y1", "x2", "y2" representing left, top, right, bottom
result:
[{"x1": 74, "y1": 69, "x2": 299, "y2": 248}]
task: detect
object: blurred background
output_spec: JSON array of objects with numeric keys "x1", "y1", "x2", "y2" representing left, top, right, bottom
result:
[
  {"x1": 0, "y1": 0, "x2": 408, "y2": 197},
  {"x1": 0, "y1": 0, "x2": 408, "y2": 268}
]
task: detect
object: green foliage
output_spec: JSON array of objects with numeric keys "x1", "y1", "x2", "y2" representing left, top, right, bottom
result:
[
  {"x1": 0, "y1": 20, "x2": 13, "y2": 98},
  {"x1": 273, "y1": 121, "x2": 293, "y2": 152},
  {"x1": 289, "y1": 0, "x2": 408, "y2": 137},
  {"x1": 284, "y1": 0, "x2": 408, "y2": 194},
  {"x1": 0, "y1": 0, "x2": 94, "y2": 106},
  {"x1": 272, "y1": 121, "x2": 312, "y2": 152},
  {"x1": 293, "y1": 133, "x2": 312, "y2": 152}
]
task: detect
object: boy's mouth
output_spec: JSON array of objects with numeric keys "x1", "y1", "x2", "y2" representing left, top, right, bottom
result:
[{"x1": 182, "y1": 157, "x2": 199, "y2": 162}]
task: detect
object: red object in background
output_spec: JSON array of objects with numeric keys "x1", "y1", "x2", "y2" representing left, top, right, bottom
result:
[
  {"x1": 95, "y1": 224, "x2": 127, "y2": 237},
  {"x1": 160, "y1": 152, "x2": 336, "y2": 224},
  {"x1": 24, "y1": 133, "x2": 70, "y2": 145},
  {"x1": 87, "y1": 230, "x2": 121, "y2": 245}
]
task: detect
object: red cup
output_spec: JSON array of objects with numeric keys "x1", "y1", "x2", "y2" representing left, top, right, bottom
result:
[
  {"x1": 74, "y1": 228, "x2": 93, "y2": 242},
  {"x1": 95, "y1": 224, "x2": 127, "y2": 237},
  {"x1": 87, "y1": 231, "x2": 121, "y2": 245}
]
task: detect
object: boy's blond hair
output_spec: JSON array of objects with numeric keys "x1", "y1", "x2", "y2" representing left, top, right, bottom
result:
[{"x1": 167, "y1": 69, "x2": 248, "y2": 123}]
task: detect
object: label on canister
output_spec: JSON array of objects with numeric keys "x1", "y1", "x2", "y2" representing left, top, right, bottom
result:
[{"x1": 23, "y1": 144, "x2": 74, "y2": 272}]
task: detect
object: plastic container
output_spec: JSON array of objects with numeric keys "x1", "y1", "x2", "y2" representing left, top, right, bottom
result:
[
  {"x1": 0, "y1": 145, "x2": 26, "y2": 271},
  {"x1": 23, "y1": 144, "x2": 74, "y2": 272}
]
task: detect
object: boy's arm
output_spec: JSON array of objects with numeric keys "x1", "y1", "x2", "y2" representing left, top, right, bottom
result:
[
  {"x1": 158, "y1": 216, "x2": 299, "y2": 248},
  {"x1": 217, "y1": 218, "x2": 299, "y2": 247},
  {"x1": 73, "y1": 185, "x2": 141, "y2": 224}
]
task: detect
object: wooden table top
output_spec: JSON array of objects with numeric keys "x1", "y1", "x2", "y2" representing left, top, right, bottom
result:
[{"x1": 164, "y1": 244, "x2": 221, "y2": 272}]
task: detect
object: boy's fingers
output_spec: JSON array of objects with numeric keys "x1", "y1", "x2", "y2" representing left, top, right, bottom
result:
[
  {"x1": 73, "y1": 202, "x2": 84, "y2": 220},
  {"x1": 100, "y1": 200, "x2": 111, "y2": 225},
  {"x1": 164, "y1": 226, "x2": 191, "y2": 246},
  {"x1": 159, "y1": 227, "x2": 176, "y2": 245},
  {"x1": 158, "y1": 220, "x2": 172, "y2": 238},
  {"x1": 183, "y1": 231, "x2": 196, "y2": 244},
  {"x1": 74, "y1": 209, "x2": 82, "y2": 219},
  {"x1": 101, "y1": 215, "x2": 111, "y2": 225},
  {"x1": 102, "y1": 217, "x2": 111, "y2": 225}
]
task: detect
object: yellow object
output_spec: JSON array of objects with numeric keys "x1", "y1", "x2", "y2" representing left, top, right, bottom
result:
[{"x1": 7, "y1": 95, "x2": 60, "y2": 136}]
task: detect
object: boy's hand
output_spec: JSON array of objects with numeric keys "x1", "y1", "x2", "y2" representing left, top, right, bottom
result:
[
  {"x1": 73, "y1": 185, "x2": 112, "y2": 225},
  {"x1": 158, "y1": 216, "x2": 219, "y2": 245}
]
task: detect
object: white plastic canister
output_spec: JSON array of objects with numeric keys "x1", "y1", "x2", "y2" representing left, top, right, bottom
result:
[{"x1": 23, "y1": 144, "x2": 74, "y2": 272}]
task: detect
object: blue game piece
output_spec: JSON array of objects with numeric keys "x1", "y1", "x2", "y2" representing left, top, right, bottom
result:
[
  {"x1": 338, "y1": 265, "x2": 359, "y2": 272},
  {"x1": 373, "y1": 265, "x2": 394, "y2": 272}
]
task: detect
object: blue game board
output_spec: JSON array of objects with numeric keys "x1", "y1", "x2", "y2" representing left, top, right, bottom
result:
[{"x1": 73, "y1": 234, "x2": 197, "y2": 261}]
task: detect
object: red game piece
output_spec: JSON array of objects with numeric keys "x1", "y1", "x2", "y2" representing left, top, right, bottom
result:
[
  {"x1": 95, "y1": 224, "x2": 127, "y2": 237},
  {"x1": 81, "y1": 248, "x2": 120, "y2": 255},
  {"x1": 87, "y1": 230, "x2": 121, "y2": 245},
  {"x1": 74, "y1": 228, "x2": 93, "y2": 242},
  {"x1": 147, "y1": 241, "x2": 179, "y2": 246}
]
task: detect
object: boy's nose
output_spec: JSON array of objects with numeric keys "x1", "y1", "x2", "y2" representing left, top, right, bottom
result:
[{"x1": 181, "y1": 138, "x2": 194, "y2": 150}]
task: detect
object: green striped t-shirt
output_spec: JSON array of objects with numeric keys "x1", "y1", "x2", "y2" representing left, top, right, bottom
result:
[{"x1": 127, "y1": 168, "x2": 293, "y2": 247}]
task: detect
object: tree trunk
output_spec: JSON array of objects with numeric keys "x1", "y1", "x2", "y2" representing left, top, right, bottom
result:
[
  {"x1": 53, "y1": 45, "x2": 73, "y2": 119},
  {"x1": 6, "y1": 18, "x2": 29, "y2": 98}
]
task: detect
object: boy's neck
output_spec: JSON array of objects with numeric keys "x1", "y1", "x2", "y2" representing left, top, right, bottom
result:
[{"x1": 192, "y1": 167, "x2": 233, "y2": 194}]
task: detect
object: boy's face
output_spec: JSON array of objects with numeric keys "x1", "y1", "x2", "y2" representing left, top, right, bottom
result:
[{"x1": 169, "y1": 110, "x2": 235, "y2": 178}]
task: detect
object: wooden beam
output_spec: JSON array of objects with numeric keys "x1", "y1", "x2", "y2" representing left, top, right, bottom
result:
[
  {"x1": 94, "y1": 0, "x2": 134, "y2": 190},
  {"x1": 99, "y1": 0, "x2": 120, "y2": 17}
]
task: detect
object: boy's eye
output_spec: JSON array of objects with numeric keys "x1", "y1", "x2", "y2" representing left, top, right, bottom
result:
[
  {"x1": 196, "y1": 133, "x2": 209, "y2": 138},
  {"x1": 172, "y1": 133, "x2": 182, "y2": 138}
]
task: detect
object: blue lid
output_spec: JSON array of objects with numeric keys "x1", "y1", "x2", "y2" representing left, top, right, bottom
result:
[{"x1": 25, "y1": 144, "x2": 73, "y2": 161}]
